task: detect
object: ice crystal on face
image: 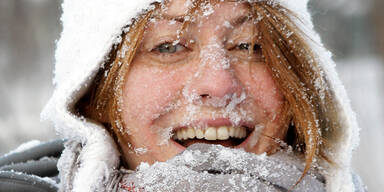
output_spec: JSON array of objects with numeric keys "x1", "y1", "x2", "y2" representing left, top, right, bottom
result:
[
  {"x1": 157, "y1": 126, "x2": 174, "y2": 146},
  {"x1": 115, "y1": 120, "x2": 127, "y2": 134},
  {"x1": 182, "y1": 84, "x2": 200, "y2": 104},
  {"x1": 202, "y1": 2, "x2": 215, "y2": 16},
  {"x1": 184, "y1": 0, "x2": 193, "y2": 8},
  {"x1": 180, "y1": 81, "x2": 251, "y2": 127},
  {"x1": 248, "y1": 124, "x2": 265, "y2": 148},
  {"x1": 168, "y1": 19, "x2": 176, "y2": 25},
  {"x1": 185, "y1": 103, "x2": 200, "y2": 123},
  {"x1": 224, "y1": 91, "x2": 247, "y2": 125},
  {"x1": 134, "y1": 147, "x2": 148, "y2": 155},
  {"x1": 205, "y1": 94, "x2": 231, "y2": 108},
  {"x1": 200, "y1": 41, "x2": 230, "y2": 70},
  {"x1": 172, "y1": 39, "x2": 180, "y2": 46},
  {"x1": 223, "y1": 20, "x2": 233, "y2": 29}
]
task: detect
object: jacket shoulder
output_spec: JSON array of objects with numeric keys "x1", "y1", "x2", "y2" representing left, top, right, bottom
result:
[{"x1": 0, "y1": 139, "x2": 65, "y2": 192}]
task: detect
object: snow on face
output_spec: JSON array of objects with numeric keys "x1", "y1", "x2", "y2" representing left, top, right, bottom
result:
[{"x1": 120, "y1": 0, "x2": 287, "y2": 169}]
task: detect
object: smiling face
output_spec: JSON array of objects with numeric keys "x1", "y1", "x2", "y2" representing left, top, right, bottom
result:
[{"x1": 119, "y1": 1, "x2": 291, "y2": 169}]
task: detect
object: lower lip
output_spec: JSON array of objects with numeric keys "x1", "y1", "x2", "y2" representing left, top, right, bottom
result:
[{"x1": 170, "y1": 138, "x2": 187, "y2": 152}]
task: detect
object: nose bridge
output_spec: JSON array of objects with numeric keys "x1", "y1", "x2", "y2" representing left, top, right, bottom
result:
[
  {"x1": 200, "y1": 43, "x2": 229, "y2": 71},
  {"x1": 189, "y1": 43, "x2": 241, "y2": 99}
]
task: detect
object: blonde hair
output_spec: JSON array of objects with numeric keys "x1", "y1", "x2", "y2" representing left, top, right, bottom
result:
[{"x1": 77, "y1": 0, "x2": 340, "y2": 184}]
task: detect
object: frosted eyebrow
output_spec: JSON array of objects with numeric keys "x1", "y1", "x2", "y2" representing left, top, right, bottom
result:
[
  {"x1": 153, "y1": 14, "x2": 250, "y2": 26},
  {"x1": 230, "y1": 15, "x2": 251, "y2": 27},
  {"x1": 164, "y1": 15, "x2": 186, "y2": 23},
  {"x1": 152, "y1": 13, "x2": 186, "y2": 23}
]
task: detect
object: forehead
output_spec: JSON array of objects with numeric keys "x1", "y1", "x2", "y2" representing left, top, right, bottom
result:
[
  {"x1": 161, "y1": 0, "x2": 250, "y2": 20},
  {"x1": 162, "y1": 0, "x2": 191, "y2": 16}
]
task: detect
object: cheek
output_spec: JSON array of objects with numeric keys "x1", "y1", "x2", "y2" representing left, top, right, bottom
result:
[
  {"x1": 122, "y1": 65, "x2": 187, "y2": 127},
  {"x1": 238, "y1": 64, "x2": 284, "y2": 117}
]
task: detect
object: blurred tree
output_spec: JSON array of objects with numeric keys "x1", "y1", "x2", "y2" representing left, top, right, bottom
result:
[
  {"x1": 0, "y1": 0, "x2": 60, "y2": 154},
  {"x1": 308, "y1": 0, "x2": 374, "y2": 60},
  {"x1": 371, "y1": 0, "x2": 384, "y2": 59}
]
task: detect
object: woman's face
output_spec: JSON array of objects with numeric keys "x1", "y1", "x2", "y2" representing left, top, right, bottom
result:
[{"x1": 121, "y1": 0, "x2": 288, "y2": 169}]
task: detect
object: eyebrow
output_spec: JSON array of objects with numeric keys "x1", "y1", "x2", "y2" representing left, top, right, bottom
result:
[
  {"x1": 231, "y1": 15, "x2": 251, "y2": 26},
  {"x1": 160, "y1": 14, "x2": 186, "y2": 23},
  {"x1": 157, "y1": 13, "x2": 251, "y2": 27}
]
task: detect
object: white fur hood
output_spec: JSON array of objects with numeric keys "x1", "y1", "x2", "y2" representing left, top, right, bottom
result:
[{"x1": 41, "y1": 0, "x2": 360, "y2": 191}]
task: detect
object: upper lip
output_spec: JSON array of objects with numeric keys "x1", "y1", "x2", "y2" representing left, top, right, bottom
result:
[{"x1": 171, "y1": 117, "x2": 255, "y2": 133}]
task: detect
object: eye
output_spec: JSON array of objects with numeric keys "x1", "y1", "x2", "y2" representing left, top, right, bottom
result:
[
  {"x1": 238, "y1": 43, "x2": 250, "y2": 50},
  {"x1": 253, "y1": 44, "x2": 262, "y2": 53},
  {"x1": 228, "y1": 42, "x2": 263, "y2": 62},
  {"x1": 153, "y1": 42, "x2": 186, "y2": 54},
  {"x1": 235, "y1": 43, "x2": 262, "y2": 52}
]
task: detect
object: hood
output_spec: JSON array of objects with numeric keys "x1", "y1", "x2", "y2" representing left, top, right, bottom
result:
[{"x1": 41, "y1": 0, "x2": 360, "y2": 191}]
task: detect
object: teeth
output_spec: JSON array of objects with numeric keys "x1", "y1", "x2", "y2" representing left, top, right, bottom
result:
[
  {"x1": 173, "y1": 126, "x2": 248, "y2": 141},
  {"x1": 240, "y1": 127, "x2": 246, "y2": 138},
  {"x1": 196, "y1": 129, "x2": 204, "y2": 139},
  {"x1": 187, "y1": 128, "x2": 195, "y2": 139},
  {"x1": 205, "y1": 127, "x2": 217, "y2": 140},
  {"x1": 229, "y1": 127, "x2": 235, "y2": 137},
  {"x1": 234, "y1": 128, "x2": 240, "y2": 138},
  {"x1": 182, "y1": 129, "x2": 188, "y2": 140},
  {"x1": 177, "y1": 129, "x2": 183, "y2": 140},
  {"x1": 217, "y1": 126, "x2": 229, "y2": 140}
]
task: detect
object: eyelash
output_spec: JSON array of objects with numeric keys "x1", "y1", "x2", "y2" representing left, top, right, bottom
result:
[
  {"x1": 230, "y1": 43, "x2": 262, "y2": 52},
  {"x1": 152, "y1": 42, "x2": 187, "y2": 54},
  {"x1": 151, "y1": 42, "x2": 262, "y2": 55}
]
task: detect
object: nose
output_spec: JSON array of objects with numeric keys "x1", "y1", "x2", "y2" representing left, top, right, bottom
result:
[{"x1": 187, "y1": 46, "x2": 242, "y2": 104}]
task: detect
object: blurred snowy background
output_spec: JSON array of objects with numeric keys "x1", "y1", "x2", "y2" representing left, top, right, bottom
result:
[{"x1": 0, "y1": 0, "x2": 383, "y2": 191}]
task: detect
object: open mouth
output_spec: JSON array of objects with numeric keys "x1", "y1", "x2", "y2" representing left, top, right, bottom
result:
[{"x1": 172, "y1": 126, "x2": 252, "y2": 148}]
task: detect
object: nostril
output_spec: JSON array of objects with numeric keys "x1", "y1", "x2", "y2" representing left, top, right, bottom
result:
[{"x1": 200, "y1": 94, "x2": 211, "y2": 98}]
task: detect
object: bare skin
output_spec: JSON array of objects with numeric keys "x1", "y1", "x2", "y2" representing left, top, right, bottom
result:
[{"x1": 120, "y1": 0, "x2": 290, "y2": 169}]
